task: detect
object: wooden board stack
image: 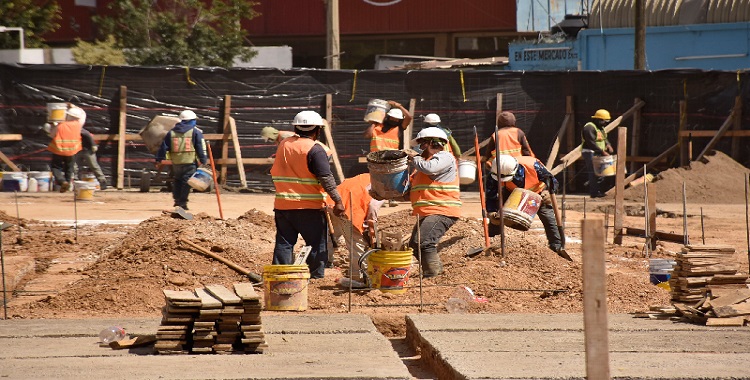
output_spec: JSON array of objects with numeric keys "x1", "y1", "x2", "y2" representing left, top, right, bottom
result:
[
  {"x1": 234, "y1": 282, "x2": 268, "y2": 353},
  {"x1": 155, "y1": 284, "x2": 267, "y2": 354},
  {"x1": 156, "y1": 290, "x2": 200, "y2": 354}
]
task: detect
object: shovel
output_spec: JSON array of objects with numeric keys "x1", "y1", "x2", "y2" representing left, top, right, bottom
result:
[
  {"x1": 549, "y1": 192, "x2": 572, "y2": 261},
  {"x1": 172, "y1": 206, "x2": 193, "y2": 220}
]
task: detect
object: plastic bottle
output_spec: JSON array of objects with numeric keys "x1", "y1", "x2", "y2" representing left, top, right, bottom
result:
[
  {"x1": 99, "y1": 326, "x2": 126, "y2": 343},
  {"x1": 445, "y1": 286, "x2": 476, "y2": 313},
  {"x1": 27, "y1": 177, "x2": 38, "y2": 193}
]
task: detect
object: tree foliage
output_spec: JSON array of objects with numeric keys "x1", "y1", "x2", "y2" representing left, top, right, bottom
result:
[
  {"x1": 94, "y1": 0, "x2": 259, "y2": 68},
  {"x1": 0, "y1": 0, "x2": 61, "y2": 49},
  {"x1": 71, "y1": 36, "x2": 127, "y2": 65}
]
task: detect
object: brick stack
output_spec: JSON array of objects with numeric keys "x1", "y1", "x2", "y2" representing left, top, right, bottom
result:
[
  {"x1": 234, "y1": 282, "x2": 267, "y2": 353},
  {"x1": 156, "y1": 290, "x2": 200, "y2": 354},
  {"x1": 205, "y1": 284, "x2": 244, "y2": 354}
]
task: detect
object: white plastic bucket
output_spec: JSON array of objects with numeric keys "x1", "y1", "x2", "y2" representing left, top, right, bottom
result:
[
  {"x1": 187, "y1": 168, "x2": 213, "y2": 191},
  {"x1": 2, "y1": 172, "x2": 28, "y2": 192},
  {"x1": 364, "y1": 99, "x2": 389, "y2": 123},
  {"x1": 29, "y1": 171, "x2": 52, "y2": 192},
  {"x1": 47, "y1": 103, "x2": 68, "y2": 123},
  {"x1": 74, "y1": 181, "x2": 97, "y2": 200},
  {"x1": 593, "y1": 155, "x2": 616, "y2": 177},
  {"x1": 458, "y1": 159, "x2": 477, "y2": 185}
]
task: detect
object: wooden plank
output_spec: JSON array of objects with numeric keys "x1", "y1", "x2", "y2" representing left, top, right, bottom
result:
[
  {"x1": 110, "y1": 335, "x2": 157, "y2": 349},
  {"x1": 731, "y1": 95, "x2": 743, "y2": 159},
  {"x1": 629, "y1": 97, "x2": 642, "y2": 174},
  {"x1": 551, "y1": 99, "x2": 645, "y2": 175},
  {"x1": 194, "y1": 288, "x2": 223, "y2": 309},
  {"x1": 459, "y1": 136, "x2": 492, "y2": 159},
  {"x1": 617, "y1": 143, "x2": 679, "y2": 189},
  {"x1": 0, "y1": 151, "x2": 20, "y2": 172},
  {"x1": 679, "y1": 100, "x2": 687, "y2": 165},
  {"x1": 227, "y1": 117, "x2": 247, "y2": 188},
  {"x1": 163, "y1": 289, "x2": 200, "y2": 302},
  {"x1": 0, "y1": 134, "x2": 23, "y2": 141},
  {"x1": 233, "y1": 282, "x2": 260, "y2": 301},
  {"x1": 684, "y1": 244, "x2": 736, "y2": 252},
  {"x1": 213, "y1": 158, "x2": 274, "y2": 165},
  {"x1": 92, "y1": 133, "x2": 232, "y2": 141},
  {"x1": 647, "y1": 182, "x2": 656, "y2": 250},
  {"x1": 613, "y1": 127, "x2": 627, "y2": 245},
  {"x1": 220, "y1": 96, "x2": 231, "y2": 184},
  {"x1": 403, "y1": 98, "x2": 416, "y2": 149},
  {"x1": 582, "y1": 218, "x2": 610, "y2": 380},
  {"x1": 709, "y1": 288, "x2": 750, "y2": 309},
  {"x1": 324, "y1": 94, "x2": 345, "y2": 182},
  {"x1": 116, "y1": 85, "x2": 127, "y2": 189},
  {"x1": 205, "y1": 284, "x2": 242, "y2": 305},
  {"x1": 706, "y1": 317, "x2": 746, "y2": 326},
  {"x1": 678, "y1": 130, "x2": 750, "y2": 137},
  {"x1": 565, "y1": 96, "x2": 576, "y2": 191},
  {"x1": 696, "y1": 105, "x2": 737, "y2": 161},
  {"x1": 714, "y1": 302, "x2": 750, "y2": 318},
  {"x1": 545, "y1": 113, "x2": 571, "y2": 168}
]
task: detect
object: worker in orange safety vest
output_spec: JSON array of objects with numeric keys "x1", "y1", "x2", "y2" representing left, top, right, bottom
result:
[
  {"x1": 47, "y1": 107, "x2": 84, "y2": 192},
  {"x1": 271, "y1": 110, "x2": 346, "y2": 279},
  {"x1": 364, "y1": 100, "x2": 412, "y2": 152}
]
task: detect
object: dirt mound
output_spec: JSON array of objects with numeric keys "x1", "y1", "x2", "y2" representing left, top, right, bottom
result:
[
  {"x1": 12, "y1": 207, "x2": 670, "y2": 326},
  {"x1": 623, "y1": 150, "x2": 750, "y2": 204}
]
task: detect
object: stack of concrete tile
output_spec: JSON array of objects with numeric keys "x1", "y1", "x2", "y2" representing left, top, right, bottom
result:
[
  {"x1": 192, "y1": 288, "x2": 222, "y2": 354},
  {"x1": 204, "y1": 284, "x2": 244, "y2": 354},
  {"x1": 156, "y1": 290, "x2": 200, "y2": 354},
  {"x1": 234, "y1": 282, "x2": 268, "y2": 353}
]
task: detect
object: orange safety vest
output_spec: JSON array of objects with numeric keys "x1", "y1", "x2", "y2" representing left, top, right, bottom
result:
[
  {"x1": 370, "y1": 123, "x2": 400, "y2": 152},
  {"x1": 488, "y1": 127, "x2": 535, "y2": 165},
  {"x1": 328, "y1": 173, "x2": 372, "y2": 233},
  {"x1": 410, "y1": 169, "x2": 462, "y2": 218},
  {"x1": 271, "y1": 136, "x2": 327, "y2": 210},
  {"x1": 48, "y1": 120, "x2": 82, "y2": 156},
  {"x1": 502, "y1": 156, "x2": 544, "y2": 194}
]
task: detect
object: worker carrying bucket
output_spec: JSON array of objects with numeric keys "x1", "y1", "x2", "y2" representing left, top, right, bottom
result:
[{"x1": 489, "y1": 155, "x2": 571, "y2": 261}]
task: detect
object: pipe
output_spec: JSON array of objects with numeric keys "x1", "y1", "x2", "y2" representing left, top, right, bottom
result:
[{"x1": 205, "y1": 144, "x2": 224, "y2": 220}]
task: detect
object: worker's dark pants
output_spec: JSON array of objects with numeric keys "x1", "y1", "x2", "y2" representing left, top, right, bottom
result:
[
  {"x1": 485, "y1": 175, "x2": 503, "y2": 237},
  {"x1": 582, "y1": 150, "x2": 605, "y2": 197},
  {"x1": 51, "y1": 154, "x2": 76, "y2": 185},
  {"x1": 77, "y1": 149, "x2": 107, "y2": 187},
  {"x1": 408, "y1": 214, "x2": 457, "y2": 277},
  {"x1": 537, "y1": 204, "x2": 563, "y2": 251},
  {"x1": 273, "y1": 209, "x2": 329, "y2": 279},
  {"x1": 172, "y1": 163, "x2": 196, "y2": 207}
]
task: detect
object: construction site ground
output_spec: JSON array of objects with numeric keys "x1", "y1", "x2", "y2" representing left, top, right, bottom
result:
[{"x1": 1, "y1": 151, "x2": 750, "y2": 379}]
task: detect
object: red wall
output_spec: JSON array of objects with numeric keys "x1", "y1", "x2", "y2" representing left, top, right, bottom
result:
[
  {"x1": 43, "y1": 0, "x2": 98, "y2": 43},
  {"x1": 245, "y1": 0, "x2": 517, "y2": 36}
]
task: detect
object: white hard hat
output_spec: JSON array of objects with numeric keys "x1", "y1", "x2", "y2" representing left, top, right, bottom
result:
[
  {"x1": 293, "y1": 110, "x2": 325, "y2": 131},
  {"x1": 66, "y1": 107, "x2": 85, "y2": 120},
  {"x1": 386, "y1": 108, "x2": 404, "y2": 119},
  {"x1": 490, "y1": 155, "x2": 519, "y2": 182},
  {"x1": 424, "y1": 113, "x2": 441, "y2": 125},
  {"x1": 412, "y1": 126, "x2": 448, "y2": 147},
  {"x1": 179, "y1": 110, "x2": 197, "y2": 121}
]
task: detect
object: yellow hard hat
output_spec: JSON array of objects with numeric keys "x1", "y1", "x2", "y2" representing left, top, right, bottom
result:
[{"x1": 592, "y1": 109, "x2": 611, "y2": 120}]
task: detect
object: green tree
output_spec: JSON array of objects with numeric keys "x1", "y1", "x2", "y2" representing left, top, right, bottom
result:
[
  {"x1": 71, "y1": 36, "x2": 127, "y2": 65},
  {"x1": 95, "y1": 0, "x2": 259, "y2": 68},
  {"x1": 0, "y1": 0, "x2": 61, "y2": 49}
]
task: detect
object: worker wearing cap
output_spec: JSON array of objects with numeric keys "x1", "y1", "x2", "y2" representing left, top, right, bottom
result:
[
  {"x1": 489, "y1": 154, "x2": 567, "y2": 260},
  {"x1": 483, "y1": 111, "x2": 536, "y2": 237},
  {"x1": 581, "y1": 109, "x2": 614, "y2": 198},
  {"x1": 48, "y1": 107, "x2": 84, "y2": 192},
  {"x1": 423, "y1": 113, "x2": 461, "y2": 159},
  {"x1": 365, "y1": 100, "x2": 412, "y2": 152},
  {"x1": 271, "y1": 110, "x2": 346, "y2": 279},
  {"x1": 155, "y1": 110, "x2": 208, "y2": 210},
  {"x1": 404, "y1": 127, "x2": 462, "y2": 278},
  {"x1": 260, "y1": 126, "x2": 296, "y2": 145},
  {"x1": 327, "y1": 173, "x2": 385, "y2": 285}
]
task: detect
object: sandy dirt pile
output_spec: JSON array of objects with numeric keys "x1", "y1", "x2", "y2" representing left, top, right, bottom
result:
[
  {"x1": 9, "y1": 207, "x2": 670, "y2": 327},
  {"x1": 622, "y1": 151, "x2": 750, "y2": 204}
]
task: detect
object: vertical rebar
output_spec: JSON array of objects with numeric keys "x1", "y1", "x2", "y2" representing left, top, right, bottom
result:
[
  {"x1": 584, "y1": 197, "x2": 587, "y2": 219},
  {"x1": 73, "y1": 187, "x2": 78, "y2": 244},
  {"x1": 494, "y1": 126, "x2": 505, "y2": 257},
  {"x1": 1, "y1": 230, "x2": 6, "y2": 319},
  {"x1": 644, "y1": 166, "x2": 650, "y2": 257},
  {"x1": 682, "y1": 182, "x2": 688, "y2": 246},
  {"x1": 417, "y1": 215, "x2": 423, "y2": 312},
  {"x1": 562, "y1": 159, "x2": 567, "y2": 231},
  {"x1": 348, "y1": 193, "x2": 353, "y2": 313},
  {"x1": 745, "y1": 173, "x2": 749, "y2": 274}
]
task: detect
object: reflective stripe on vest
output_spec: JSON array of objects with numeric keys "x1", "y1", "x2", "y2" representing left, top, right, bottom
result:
[
  {"x1": 370, "y1": 123, "x2": 400, "y2": 151},
  {"x1": 410, "y1": 171, "x2": 462, "y2": 218},
  {"x1": 271, "y1": 136, "x2": 327, "y2": 210},
  {"x1": 503, "y1": 156, "x2": 543, "y2": 193},
  {"x1": 489, "y1": 127, "x2": 524, "y2": 163},
  {"x1": 48, "y1": 120, "x2": 82, "y2": 156},
  {"x1": 170, "y1": 129, "x2": 197, "y2": 164}
]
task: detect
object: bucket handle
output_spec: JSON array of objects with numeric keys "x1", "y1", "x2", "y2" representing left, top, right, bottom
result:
[
  {"x1": 358, "y1": 248, "x2": 381, "y2": 287},
  {"x1": 270, "y1": 280, "x2": 308, "y2": 296}
]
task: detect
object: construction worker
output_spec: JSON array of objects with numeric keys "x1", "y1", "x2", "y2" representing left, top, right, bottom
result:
[
  {"x1": 155, "y1": 110, "x2": 208, "y2": 210},
  {"x1": 271, "y1": 110, "x2": 345, "y2": 279},
  {"x1": 489, "y1": 154, "x2": 567, "y2": 260},
  {"x1": 260, "y1": 126, "x2": 296, "y2": 145},
  {"x1": 71, "y1": 105, "x2": 108, "y2": 190},
  {"x1": 423, "y1": 113, "x2": 461, "y2": 159},
  {"x1": 483, "y1": 111, "x2": 535, "y2": 237},
  {"x1": 405, "y1": 127, "x2": 462, "y2": 278},
  {"x1": 581, "y1": 109, "x2": 614, "y2": 198},
  {"x1": 327, "y1": 173, "x2": 385, "y2": 285},
  {"x1": 364, "y1": 100, "x2": 412, "y2": 152},
  {"x1": 47, "y1": 107, "x2": 85, "y2": 192}
]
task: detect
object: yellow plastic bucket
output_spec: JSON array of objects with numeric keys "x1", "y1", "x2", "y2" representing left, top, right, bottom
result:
[
  {"x1": 47, "y1": 103, "x2": 68, "y2": 123},
  {"x1": 74, "y1": 181, "x2": 96, "y2": 201},
  {"x1": 366, "y1": 249, "x2": 413, "y2": 294},
  {"x1": 263, "y1": 264, "x2": 310, "y2": 311}
]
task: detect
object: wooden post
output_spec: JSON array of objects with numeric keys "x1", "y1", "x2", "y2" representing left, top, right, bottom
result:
[
  {"x1": 116, "y1": 86, "x2": 127, "y2": 190},
  {"x1": 696, "y1": 104, "x2": 738, "y2": 161},
  {"x1": 582, "y1": 218, "x2": 611, "y2": 380},
  {"x1": 403, "y1": 98, "x2": 416, "y2": 149},
  {"x1": 647, "y1": 182, "x2": 657, "y2": 250},
  {"x1": 731, "y1": 95, "x2": 742, "y2": 160},
  {"x1": 545, "y1": 96, "x2": 573, "y2": 168},
  {"x1": 227, "y1": 117, "x2": 247, "y2": 188},
  {"x1": 220, "y1": 96, "x2": 231, "y2": 184},
  {"x1": 679, "y1": 100, "x2": 687, "y2": 166},
  {"x1": 324, "y1": 94, "x2": 346, "y2": 182},
  {"x1": 565, "y1": 96, "x2": 576, "y2": 191},
  {"x1": 496, "y1": 93, "x2": 503, "y2": 117},
  {"x1": 629, "y1": 97, "x2": 642, "y2": 174},
  {"x1": 613, "y1": 127, "x2": 627, "y2": 245}
]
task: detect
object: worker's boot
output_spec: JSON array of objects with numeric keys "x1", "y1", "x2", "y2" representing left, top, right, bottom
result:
[{"x1": 420, "y1": 253, "x2": 443, "y2": 278}]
